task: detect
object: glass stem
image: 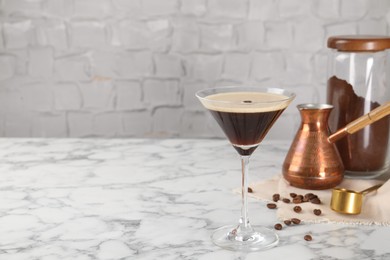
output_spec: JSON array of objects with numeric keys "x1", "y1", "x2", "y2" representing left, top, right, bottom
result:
[{"x1": 240, "y1": 155, "x2": 251, "y2": 229}]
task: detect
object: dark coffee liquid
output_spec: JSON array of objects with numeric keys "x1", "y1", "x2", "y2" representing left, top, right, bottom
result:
[
  {"x1": 209, "y1": 109, "x2": 285, "y2": 156},
  {"x1": 327, "y1": 76, "x2": 390, "y2": 171}
]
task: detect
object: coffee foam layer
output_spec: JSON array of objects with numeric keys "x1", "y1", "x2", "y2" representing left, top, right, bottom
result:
[{"x1": 200, "y1": 92, "x2": 291, "y2": 113}]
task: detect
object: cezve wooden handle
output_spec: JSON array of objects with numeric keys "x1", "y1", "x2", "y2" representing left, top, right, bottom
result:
[{"x1": 328, "y1": 101, "x2": 390, "y2": 143}]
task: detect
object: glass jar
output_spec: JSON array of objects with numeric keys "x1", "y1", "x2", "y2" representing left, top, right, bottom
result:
[{"x1": 327, "y1": 35, "x2": 390, "y2": 178}]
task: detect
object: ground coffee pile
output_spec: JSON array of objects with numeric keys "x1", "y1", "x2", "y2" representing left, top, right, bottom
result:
[{"x1": 327, "y1": 76, "x2": 390, "y2": 172}]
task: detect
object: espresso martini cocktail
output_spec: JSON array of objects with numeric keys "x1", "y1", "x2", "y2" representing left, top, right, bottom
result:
[
  {"x1": 203, "y1": 91, "x2": 289, "y2": 156},
  {"x1": 196, "y1": 87, "x2": 295, "y2": 251}
]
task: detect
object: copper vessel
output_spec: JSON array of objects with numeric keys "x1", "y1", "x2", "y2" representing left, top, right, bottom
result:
[
  {"x1": 283, "y1": 104, "x2": 344, "y2": 190},
  {"x1": 283, "y1": 102, "x2": 390, "y2": 190}
]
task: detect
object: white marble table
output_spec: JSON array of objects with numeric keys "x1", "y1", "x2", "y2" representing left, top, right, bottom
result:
[{"x1": 0, "y1": 138, "x2": 389, "y2": 260}]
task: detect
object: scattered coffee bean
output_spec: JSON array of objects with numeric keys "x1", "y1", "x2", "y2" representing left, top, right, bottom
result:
[
  {"x1": 282, "y1": 198, "x2": 291, "y2": 203},
  {"x1": 293, "y1": 206, "x2": 302, "y2": 213},
  {"x1": 304, "y1": 194, "x2": 314, "y2": 202},
  {"x1": 302, "y1": 197, "x2": 309, "y2": 202},
  {"x1": 293, "y1": 197, "x2": 302, "y2": 204},
  {"x1": 310, "y1": 197, "x2": 321, "y2": 204},
  {"x1": 296, "y1": 195, "x2": 304, "y2": 200},
  {"x1": 284, "y1": 220, "x2": 292, "y2": 226},
  {"x1": 290, "y1": 193, "x2": 297, "y2": 198},
  {"x1": 291, "y1": 218, "x2": 301, "y2": 225},
  {"x1": 313, "y1": 209, "x2": 322, "y2": 216},
  {"x1": 272, "y1": 193, "x2": 280, "y2": 202},
  {"x1": 248, "y1": 187, "x2": 253, "y2": 193},
  {"x1": 267, "y1": 203, "x2": 277, "y2": 209},
  {"x1": 274, "y1": 223, "x2": 282, "y2": 230},
  {"x1": 305, "y1": 193, "x2": 316, "y2": 200},
  {"x1": 304, "y1": 234, "x2": 312, "y2": 241}
]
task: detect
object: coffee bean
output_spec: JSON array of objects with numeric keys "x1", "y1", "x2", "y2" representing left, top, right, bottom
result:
[
  {"x1": 313, "y1": 209, "x2": 322, "y2": 216},
  {"x1": 248, "y1": 187, "x2": 253, "y2": 193},
  {"x1": 267, "y1": 203, "x2": 277, "y2": 209},
  {"x1": 291, "y1": 218, "x2": 301, "y2": 225},
  {"x1": 304, "y1": 234, "x2": 312, "y2": 241},
  {"x1": 293, "y1": 197, "x2": 302, "y2": 204},
  {"x1": 296, "y1": 195, "x2": 304, "y2": 200},
  {"x1": 290, "y1": 193, "x2": 297, "y2": 198},
  {"x1": 284, "y1": 220, "x2": 292, "y2": 226},
  {"x1": 282, "y1": 198, "x2": 291, "y2": 203},
  {"x1": 310, "y1": 197, "x2": 321, "y2": 204},
  {"x1": 305, "y1": 193, "x2": 315, "y2": 200},
  {"x1": 293, "y1": 206, "x2": 302, "y2": 213},
  {"x1": 274, "y1": 223, "x2": 282, "y2": 230},
  {"x1": 272, "y1": 193, "x2": 280, "y2": 202},
  {"x1": 304, "y1": 193, "x2": 317, "y2": 202}
]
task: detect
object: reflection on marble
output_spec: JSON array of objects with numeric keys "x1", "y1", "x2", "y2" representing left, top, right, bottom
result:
[{"x1": 0, "y1": 138, "x2": 389, "y2": 259}]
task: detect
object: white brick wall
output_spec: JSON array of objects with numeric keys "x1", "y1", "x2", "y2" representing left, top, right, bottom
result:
[
  {"x1": 208, "y1": 0, "x2": 247, "y2": 19},
  {"x1": 73, "y1": 0, "x2": 114, "y2": 18},
  {"x1": 251, "y1": 52, "x2": 284, "y2": 81},
  {"x1": 68, "y1": 112, "x2": 94, "y2": 137},
  {"x1": 0, "y1": 55, "x2": 16, "y2": 80},
  {"x1": 93, "y1": 112, "x2": 122, "y2": 137},
  {"x1": 222, "y1": 53, "x2": 251, "y2": 81},
  {"x1": 122, "y1": 111, "x2": 152, "y2": 136},
  {"x1": 36, "y1": 20, "x2": 68, "y2": 50},
  {"x1": 171, "y1": 18, "x2": 199, "y2": 53},
  {"x1": 53, "y1": 82, "x2": 82, "y2": 110},
  {"x1": 154, "y1": 53, "x2": 183, "y2": 78},
  {"x1": 28, "y1": 47, "x2": 54, "y2": 77},
  {"x1": 20, "y1": 82, "x2": 54, "y2": 111},
  {"x1": 115, "y1": 80, "x2": 143, "y2": 111},
  {"x1": 314, "y1": 0, "x2": 339, "y2": 19},
  {"x1": 71, "y1": 21, "x2": 107, "y2": 49},
  {"x1": 0, "y1": 0, "x2": 389, "y2": 138},
  {"x1": 340, "y1": 0, "x2": 368, "y2": 19},
  {"x1": 236, "y1": 21, "x2": 264, "y2": 51},
  {"x1": 79, "y1": 81, "x2": 115, "y2": 110},
  {"x1": 32, "y1": 113, "x2": 67, "y2": 137},
  {"x1": 55, "y1": 55, "x2": 91, "y2": 81},
  {"x1": 181, "y1": 0, "x2": 207, "y2": 16},
  {"x1": 3, "y1": 20, "x2": 34, "y2": 49},
  {"x1": 143, "y1": 79, "x2": 181, "y2": 108}
]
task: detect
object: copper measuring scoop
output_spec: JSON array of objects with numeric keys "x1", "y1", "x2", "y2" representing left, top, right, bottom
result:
[{"x1": 330, "y1": 184, "x2": 382, "y2": 215}]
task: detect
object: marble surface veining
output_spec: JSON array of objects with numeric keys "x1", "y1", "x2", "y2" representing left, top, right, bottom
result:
[{"x1": 0, "y1": 138, "x2": 389, "y2": 260}]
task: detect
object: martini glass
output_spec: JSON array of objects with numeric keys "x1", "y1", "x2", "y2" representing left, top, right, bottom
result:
[{"x1": 196, "y1": 86, "x2": 295, "y2": 251}]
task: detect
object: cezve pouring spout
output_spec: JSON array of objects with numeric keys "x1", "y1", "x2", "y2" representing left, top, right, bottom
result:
[{"x1": 328, "y1": 102, "x2": 390, "y2": 143}]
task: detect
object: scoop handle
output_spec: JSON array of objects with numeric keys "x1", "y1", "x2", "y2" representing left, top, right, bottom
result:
[
  {"x1": 361, "y1": 184, "x2": 382, "y2": 195},
  {"x1": 328, "y1": 102, "x2": 390, "y2": 143}
]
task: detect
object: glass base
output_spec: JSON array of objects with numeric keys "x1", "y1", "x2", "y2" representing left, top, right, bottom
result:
[
  {"x1": 211, "y1": 225, "x2": 279, "y2": 251},
  {"x1": 344, "y1": 168, "x2": 388, "y2": 179}
]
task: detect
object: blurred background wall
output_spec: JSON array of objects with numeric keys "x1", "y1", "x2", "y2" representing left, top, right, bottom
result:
[{"x1": 0, "y1": 0, "x2": 389, "y2": 139}]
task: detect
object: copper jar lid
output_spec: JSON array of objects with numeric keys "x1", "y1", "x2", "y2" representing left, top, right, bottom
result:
[{"x1": 328, "y1": 35, "x2": 390, "y2": 52}]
